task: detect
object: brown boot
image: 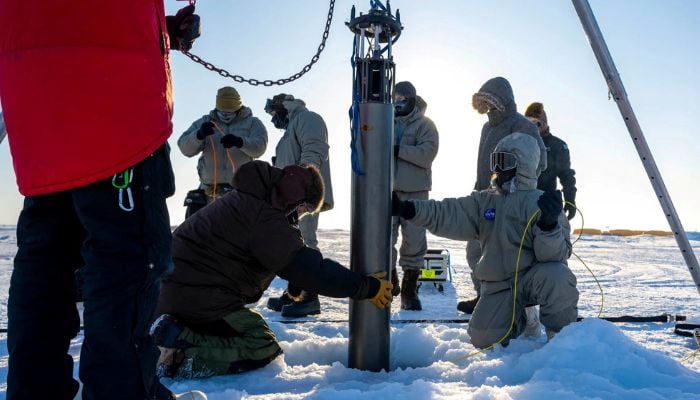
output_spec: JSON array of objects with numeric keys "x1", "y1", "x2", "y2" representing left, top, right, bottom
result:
[
  {"x1": 400, "y1": 269, "x2": 422, "y2": 311},
  {"x1": 391, "y1": 268, "x2": 401, "y2": 297}
]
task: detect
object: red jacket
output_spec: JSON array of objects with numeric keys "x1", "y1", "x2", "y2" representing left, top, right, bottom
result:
[{"x1": 0, "y1": 0, "x2": 173, "y2": 196}]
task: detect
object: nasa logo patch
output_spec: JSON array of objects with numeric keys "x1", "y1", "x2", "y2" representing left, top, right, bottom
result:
[{"x1": 484, "y1": 208, "x2": 496, "y2": 221}]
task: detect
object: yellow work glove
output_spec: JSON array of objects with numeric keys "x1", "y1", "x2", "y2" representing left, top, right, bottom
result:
[{"x1": 369, "y1": 272, "x2": 393, "y2": 309}]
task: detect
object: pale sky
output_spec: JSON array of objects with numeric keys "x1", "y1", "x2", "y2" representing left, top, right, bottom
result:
[{"x1": 1, "y1": 0, "x2": 699, "y2": 232}]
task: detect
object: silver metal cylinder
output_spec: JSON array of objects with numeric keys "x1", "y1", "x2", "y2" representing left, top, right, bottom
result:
[{"x1": 348, "y1": 102, "x2": 394, "y2": 371}]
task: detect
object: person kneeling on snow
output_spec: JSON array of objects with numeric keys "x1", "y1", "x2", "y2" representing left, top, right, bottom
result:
[
  {"x1": 392, "y1": 133, "x2": 578, "y2": 348},
  {"x1": 150, "y1": 160, "x2": 393, "y2": 378}
]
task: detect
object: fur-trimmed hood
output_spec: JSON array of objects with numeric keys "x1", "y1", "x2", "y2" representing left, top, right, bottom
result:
[{"x1": 477, "y1": 77, "x2": 517, "y2": 126}]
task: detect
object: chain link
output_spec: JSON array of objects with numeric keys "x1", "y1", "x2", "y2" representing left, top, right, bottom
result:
[{"x1": 182, "y1": 0, "x2": 335, "y2": 86}]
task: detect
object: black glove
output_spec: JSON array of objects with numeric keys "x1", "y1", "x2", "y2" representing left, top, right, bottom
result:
[
  {"x1": 196, "y1": 122, "x2": 215, "y2": 140},
  {"x1": 394, "y1": 145, "x2": 400, "y2": 158},
  {"x1": 166, "y1": 5, "x2": 201, "y2": 52},
  {"x1": 271, "y1": 156, "x2": 277, "y2": 166},
  {"x1": 564, "y1": 201, "x2": 577, "y2": 220},
  {"x1": 391, "y1": 191, "x2": 415, "y2": 220},
  {"x1": 537, "y1": 190, "x2": 563, "y2": 231},
  {"x1": 220, "y1": 134, "x2": 244, "y2": 148}
]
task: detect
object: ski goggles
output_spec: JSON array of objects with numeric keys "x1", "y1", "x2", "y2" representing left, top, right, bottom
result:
[
  {"x1": 490, "y1": 151, "x2": 517, "y2": 172},
  {"x1": 264, "y1": 98, "x2": 276, "y2": 114},
  {"x1": 265, "y1": 98, "x2": 287, "y2": 115}
]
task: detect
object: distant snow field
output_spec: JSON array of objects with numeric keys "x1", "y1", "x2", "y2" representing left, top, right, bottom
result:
[{"x1": 1, "y1": 226, "x2": 699, "y2": 399}]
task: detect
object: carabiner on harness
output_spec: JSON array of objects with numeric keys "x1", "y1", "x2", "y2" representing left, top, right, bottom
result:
[{"x1": 112, "y1": 168, "x2": 135, "y2": 212}]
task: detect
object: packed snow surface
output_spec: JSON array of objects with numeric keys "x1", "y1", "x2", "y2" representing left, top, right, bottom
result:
[{"x1": 1, "y1": 226, "x2": 699, "y2": 399}]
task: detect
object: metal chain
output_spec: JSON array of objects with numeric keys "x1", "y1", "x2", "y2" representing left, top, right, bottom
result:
[{"x1": 181, "y1": 0, "x2": 335, "y2": 86}]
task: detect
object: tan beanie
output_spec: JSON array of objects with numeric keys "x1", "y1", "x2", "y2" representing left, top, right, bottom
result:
[{"x1": 216, "y1": 86, "x2": 242, "y2": 112}]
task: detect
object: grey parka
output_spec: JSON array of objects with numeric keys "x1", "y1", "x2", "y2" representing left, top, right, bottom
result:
[
  {"x1": 411, "y1": 133, "x2": 571, "y2": 283},
  {"x1": 394, "y1": 96, "x2": 439, "y2": 192},
  {"x1": 178, "y1": 106, "x2": 268, "y2": 185},
  {"x1": 474, "y1": 77, "x2": 546, "y2": 191},
  {"x1": 273, "y1": 99, "x2": 334, "y2": 211}
]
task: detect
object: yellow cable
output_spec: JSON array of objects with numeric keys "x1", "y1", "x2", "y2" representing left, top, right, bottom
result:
[
  {"x1": 572, "y1": 251, "x2": 604, "y2": 318},
  {"x1": 449, "y1": 199, "x2": 604, "y2": 363},
  {"x1": 449, "y1": 209, "x2": 540, "y2": 362},
  {"x1": 681, "y1": 349, "x2": 699, "y2": 363},
  {"x1": 567, "y1": 200, "x2": 584, "y2": 246}
]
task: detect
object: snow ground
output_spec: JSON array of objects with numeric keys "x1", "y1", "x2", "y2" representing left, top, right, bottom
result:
[{"x1": 0, "y1": 225, "x2": 699, "y2": 399}]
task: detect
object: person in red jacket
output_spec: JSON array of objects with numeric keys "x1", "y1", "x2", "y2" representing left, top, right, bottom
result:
[{"x1": 0, "y1": 2, "x2": 201, "y2": 399}]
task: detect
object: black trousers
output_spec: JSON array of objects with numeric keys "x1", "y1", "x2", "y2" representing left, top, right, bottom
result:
[{"x1": 7, "y1": 145, "x2": 175, "y2": 400}]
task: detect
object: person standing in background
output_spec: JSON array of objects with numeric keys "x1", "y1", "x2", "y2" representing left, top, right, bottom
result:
[
  {"x1": 264, "y1": 94, "x2": 335, "y2": 318},
  {"x1": 391, "y1": 81, "x2": 439, "y2": 311},
  {"x1": 460, "y1": 77, "x2": 546, "y2": 315},
  {"x1": 525, "y1": 102, "x2": 577, "y2": 220},
  {"x1": 178, "y1": 86, "x2": 267, "y2": 217},
  {"x1": 0, "y1": 1, "x2": 205, "y2": 399}
]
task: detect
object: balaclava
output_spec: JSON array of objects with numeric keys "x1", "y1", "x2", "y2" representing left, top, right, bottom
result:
[
  {"x1": 394, "y1": 81, "x2": 417, "y2": 117},
  {"x1": 265, "y1": 94, "x2": 293, "y2": 129}
]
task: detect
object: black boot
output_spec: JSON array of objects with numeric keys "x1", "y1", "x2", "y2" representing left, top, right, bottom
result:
[
  {"x1": 267, "y1": 290, "x2": 294, "y2": 312},
  {"x1": 281, "y1": 292, "x2": 321, "y2": 318},
  {"x1": 457, "y1": 296, "x2": 480, "y2": 314},
  {"x1": 391, "y1": 268, "x2": 401, "y2": 297},
  {"x1": 400, "y1": 270, "x2": 422, "y2": 311}
]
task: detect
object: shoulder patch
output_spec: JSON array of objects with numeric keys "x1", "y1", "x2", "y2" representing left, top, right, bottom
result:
[
  {"x1": 562, "y1": 143, "x2": 569, "y2": 151},
  {"x1": 484, "y1": 208, "x2": 496, "y2": 221}
]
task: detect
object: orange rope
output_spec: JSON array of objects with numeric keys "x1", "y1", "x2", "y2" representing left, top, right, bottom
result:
[
  {"x1": 207, "y1": 135, "x2": 218, "y2": 201},
  {"x1": 211, "y1": 121, "x2": 237, "y2": 172}
]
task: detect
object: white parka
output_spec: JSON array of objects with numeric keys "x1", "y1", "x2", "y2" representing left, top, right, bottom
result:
[
  {"x1": 178, "y1": 107, "x2": 268, "y2": 186},
  {"x1": 273, "y1": 99, "x2": 334, "y2": 211},
  {"x1": 411, "y1": 133, "x2": 571, "y2": 282}
]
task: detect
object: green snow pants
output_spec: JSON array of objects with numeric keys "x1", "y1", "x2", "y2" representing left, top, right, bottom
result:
[{"x1": 171, "y1": 308, "x2": 282, "y2": 378}]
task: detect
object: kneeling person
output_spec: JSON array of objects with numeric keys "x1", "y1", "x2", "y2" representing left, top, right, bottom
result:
[
  {"x1": 393, "y1": 133, "x2": 578, "y2": 348},
  {"x1": 151, "y1": 160, "x2": 392, "y2": 378}
]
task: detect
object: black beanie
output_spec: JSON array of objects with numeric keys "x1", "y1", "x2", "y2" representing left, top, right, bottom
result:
[{"x1": 395, "y1": 81, "x2": 416, "y2": 98}]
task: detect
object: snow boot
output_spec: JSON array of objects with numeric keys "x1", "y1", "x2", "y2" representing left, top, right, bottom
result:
[
  {"x1": 546, "y1": 328, "x2": 557, "y2": 341},
  {"x1": 174, "y1": 391, "x2": 208, "y2": 400},
  {"x1": 267, "y1": 290, "x2": 294, "y2": 312},
  {"x1": 391, "y1": 268, "x2": 401, "y2": 297},
  {"x1": 522, "y1": 306, "x2": 542, "y2": 338},
  {"x1": 281, "y1": 292, "x2": 321, "y2": 318},
  {"x1": 400, "y1": 269, "x2": 422, "y2": 311},
  {"x1": 457, "y1": 296, "x2": 480, "y2": 314}
]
